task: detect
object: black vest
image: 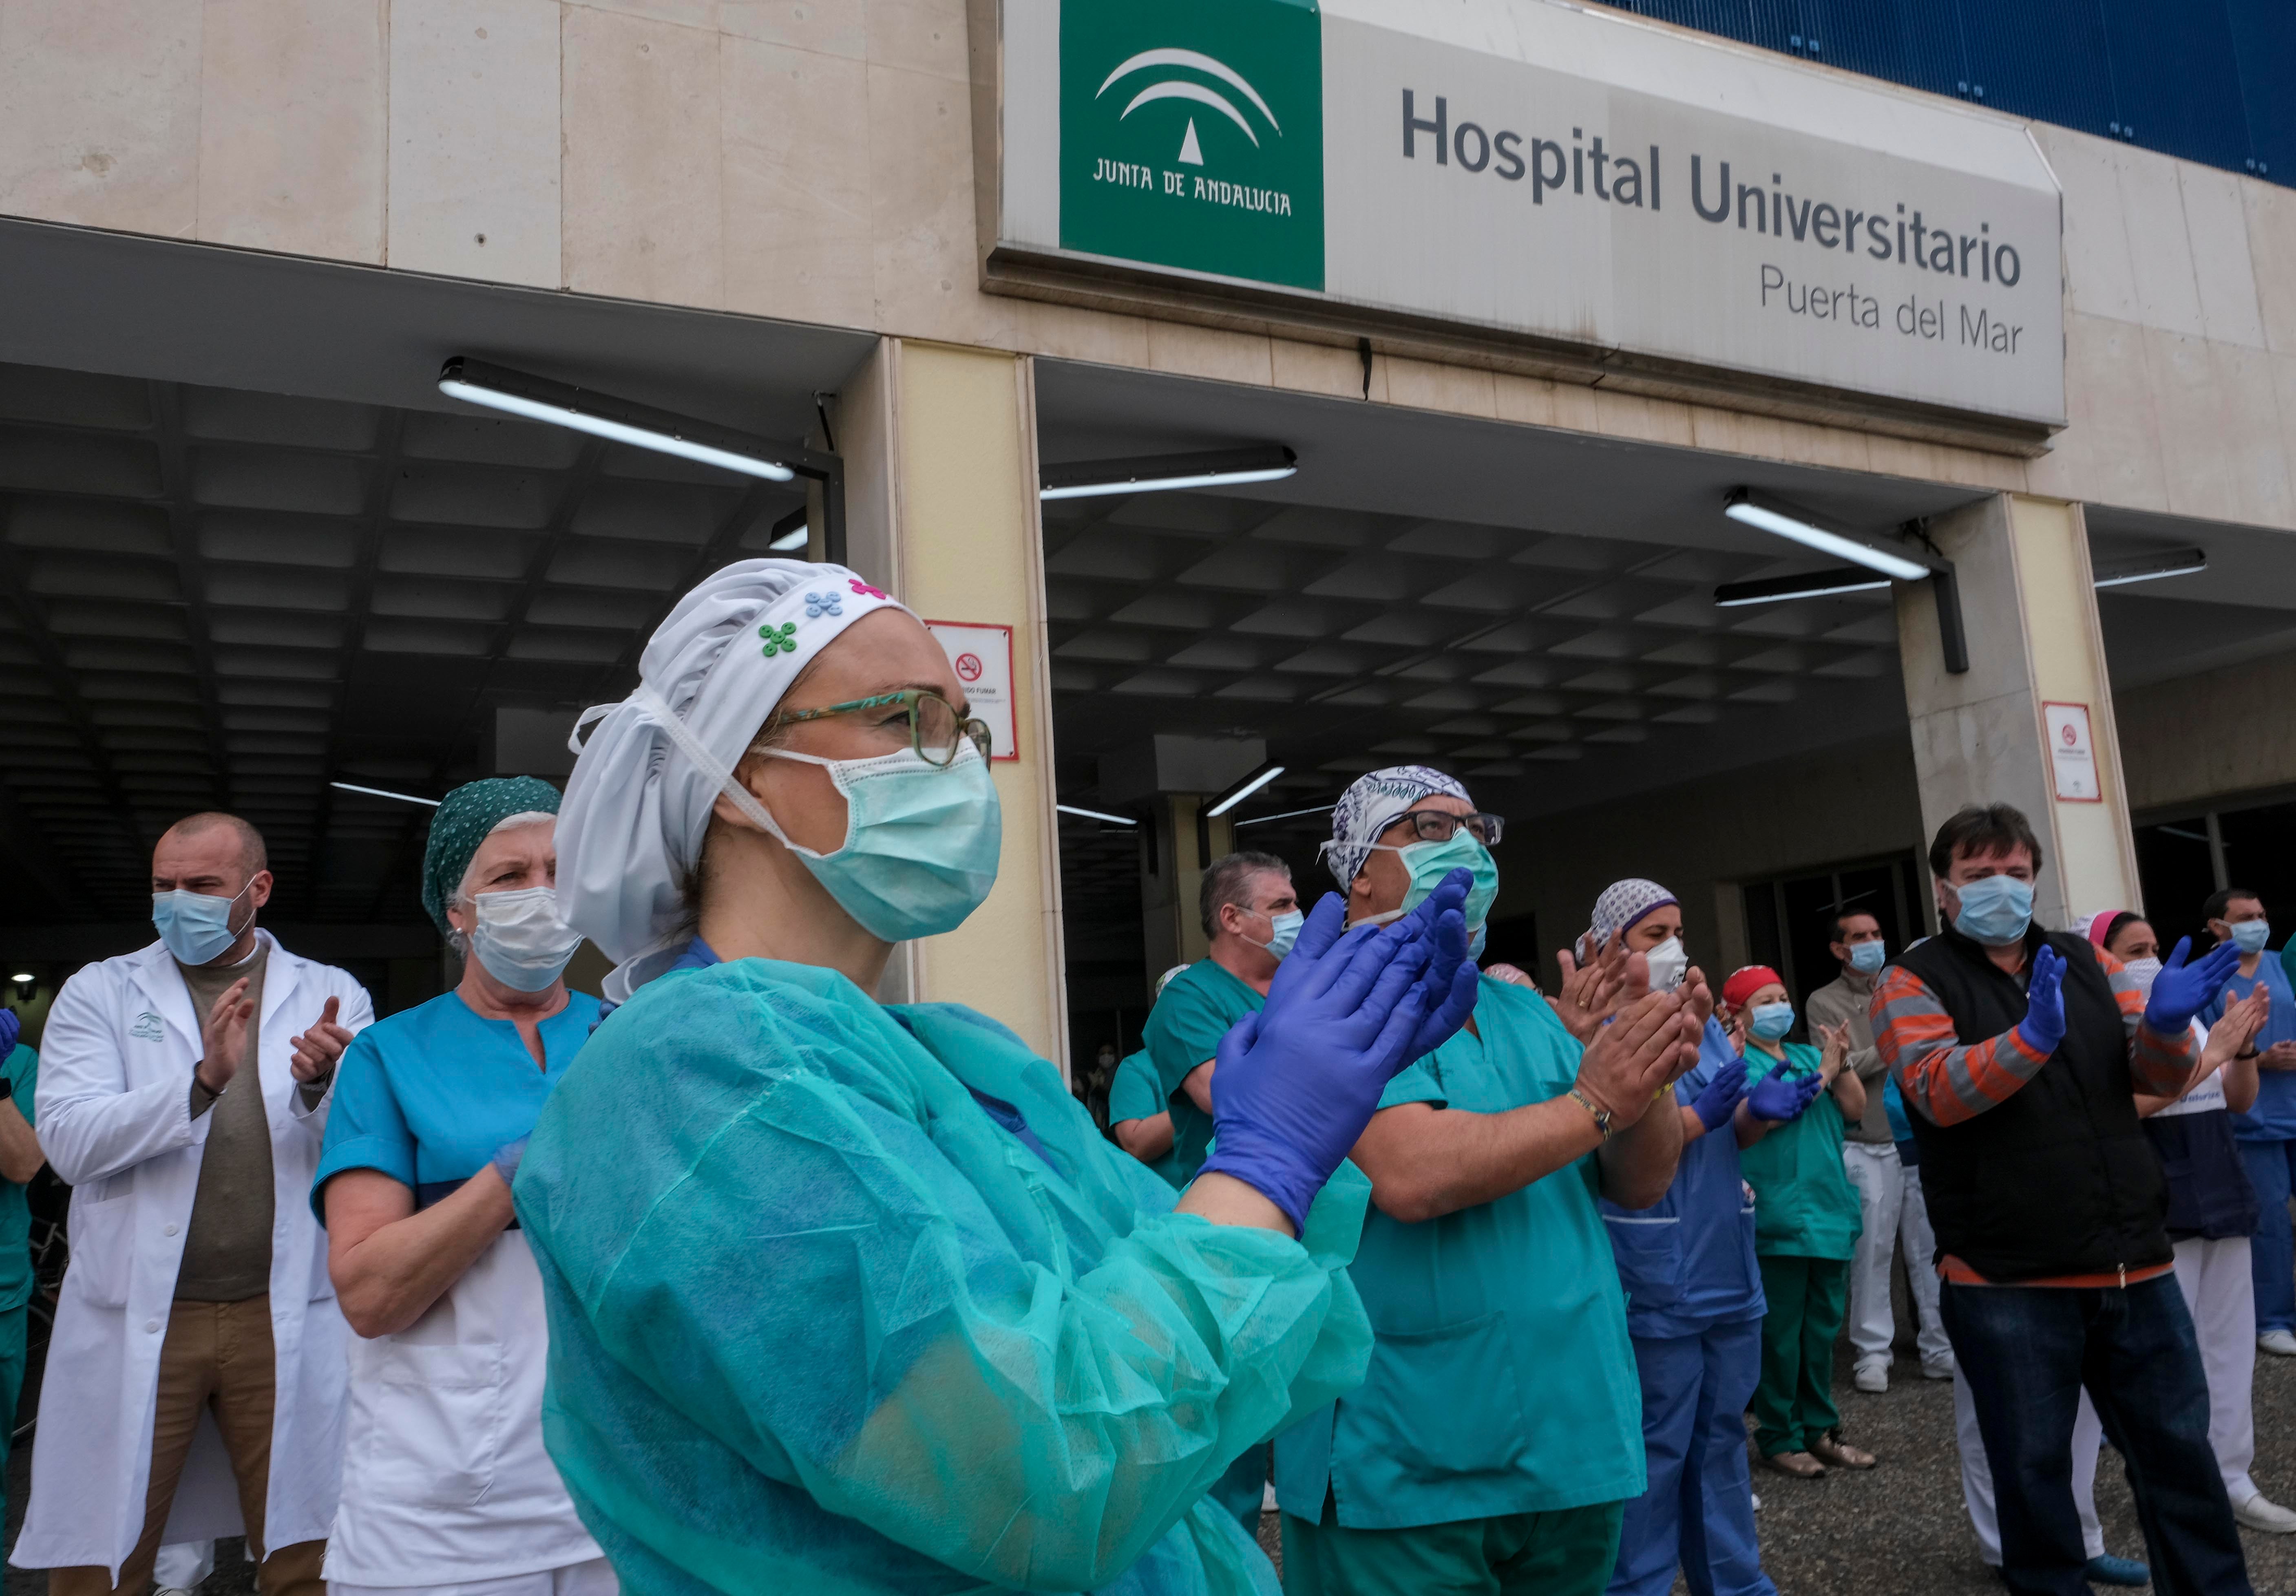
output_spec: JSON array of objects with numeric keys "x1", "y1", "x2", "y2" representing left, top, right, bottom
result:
[{"x1": 1898, "y1": 927, "x2": 2170, "y2": 1281}]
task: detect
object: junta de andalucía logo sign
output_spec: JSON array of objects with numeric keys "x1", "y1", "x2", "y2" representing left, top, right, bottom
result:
[{"x1": 1060, "y1": 0, "x2": 1324, "y2": 290}]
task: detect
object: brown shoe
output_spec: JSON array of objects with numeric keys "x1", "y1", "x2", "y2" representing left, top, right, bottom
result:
[
  {"x1": 1810, "y1": 1433, "x2": 1876, "y2": 1469},
  {"x1": 1761, "y1": 1450, "x2": 1827, "y2": 1478}
]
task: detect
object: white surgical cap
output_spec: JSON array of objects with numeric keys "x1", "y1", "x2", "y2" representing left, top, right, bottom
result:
[
  {"x1": 555, "y1": 559, "x2": 912, "y2": 996},
  {"x1": 1320, "y1": 765, "x2": 1471, "y2": 887}
]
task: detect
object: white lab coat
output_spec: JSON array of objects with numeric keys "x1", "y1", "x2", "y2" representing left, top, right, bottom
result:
[{"x1": 13, "y1": 932, "x2": 373, "y2": 1580}]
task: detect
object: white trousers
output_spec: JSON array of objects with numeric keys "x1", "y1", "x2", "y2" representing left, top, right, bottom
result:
[
  {"x1": 2172, "y1": 1234, "x2": 2258, "y2": 1502},
  {"x1": 1954, "y1": 1366, "x2": 2105, "y2": 1563},
  {"x1": 330, "y1": 1557, "x2": 619, "y2": 1596},
  {"x1": 1841, "y1": 1143, "x2": 1950, "y2": 1366},
  {"x1": 154, "y1": 1543, "x2": 216, "y2": 1591}
]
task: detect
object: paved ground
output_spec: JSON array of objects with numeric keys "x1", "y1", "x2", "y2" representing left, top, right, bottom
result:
[{"x1": 15, "y1": 1340, "x2": 2296, "y2": 1593}]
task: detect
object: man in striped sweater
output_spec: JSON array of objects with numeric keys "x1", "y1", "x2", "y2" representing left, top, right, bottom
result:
[{"x1": 1871, "y1": 804, "x2": 2250, "y2": 1596}]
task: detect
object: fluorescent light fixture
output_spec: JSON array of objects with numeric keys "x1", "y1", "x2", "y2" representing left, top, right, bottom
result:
[
  {"x1": 8, "y1": 973, "x2": 29, "y2": 984},
  {"x1": 1041, "y1": 445, "x2": 1296, "y2": 501},
  {"x1": 1056, "y1": 803, "x2": 1138, "y2": 826},
  {"x1": 1723, "y1": 488, "x2": 1932, "y2": 583},
  {"x1": 439, "y1": 357, "x2": 794, "y2": 483},
  {"x1": 768, "y1": 523, "x2": 809, "y2": 551},
  {"x1": 1206, "y1": 763, "x2": 1286, "y2": 817},
  {"x1": 2093, "y1": 546, "x2": 2206, "y2": 588},
  {"x1": 331, "y1": 780, "x2": 441, "y2": 808},
  {"x1": 1714, "y1": 566, "x2": 1893, "y2": 607},
  {"x1": 1234, "y1": 803, "x2": 1335, "y2": 828}
]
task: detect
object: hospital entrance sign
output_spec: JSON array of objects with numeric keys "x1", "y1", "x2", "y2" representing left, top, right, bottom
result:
[{"x1": 1000, "y1": 0, "x2": 2065, "y2": 431}]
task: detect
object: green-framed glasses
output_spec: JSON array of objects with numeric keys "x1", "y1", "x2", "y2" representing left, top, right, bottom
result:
[{"x1": 767, "y1": 689, "x2": 993, "y2": 767}]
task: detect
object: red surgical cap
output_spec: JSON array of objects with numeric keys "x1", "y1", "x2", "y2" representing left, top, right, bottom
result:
[{"x1": 1723, "y1": 965, "x2": 1783, "y2": 1010}]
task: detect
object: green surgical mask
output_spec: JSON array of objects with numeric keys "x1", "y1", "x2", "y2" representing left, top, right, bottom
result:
[{"x1": 1355, "y1": 833, "x2": 1500, "y2": 940}]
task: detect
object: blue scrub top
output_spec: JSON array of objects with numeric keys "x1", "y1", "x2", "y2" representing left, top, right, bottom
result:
[
  {"x1": 314, "y1": 988, "x2": 603, "y2": 1219},
  {"x1": 1108, "y1": 1050, "x2": 1186, "y2": 1190},
  {"x1": 1602, "y1": 1018, "x2": 1763, "y2": 1342},
  {"x1": 2206, "y1": 956, "x2": 2296, "y2": 1141},
  {"x1": 1273, "y1": 976, "x2": 1645, "y2": 1531}
]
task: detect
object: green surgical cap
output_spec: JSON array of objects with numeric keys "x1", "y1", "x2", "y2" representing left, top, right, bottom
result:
[{"x1": 420, "y1": 775, "x2": 564, "y2": 935}]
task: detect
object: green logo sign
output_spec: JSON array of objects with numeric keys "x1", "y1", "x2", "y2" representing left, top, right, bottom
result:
[{"x1": 1059, "y1": 0, "x2": 1324, "y2": 290}]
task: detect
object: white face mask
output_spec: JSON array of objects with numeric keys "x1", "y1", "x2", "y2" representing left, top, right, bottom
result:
[
  {"x1": 1643, "y1": 936, "x2": 1688, "y2": 993},
  {"x1": 2122, "y1": 955, "x2": 2163, "y2": 999},
  {"x1": 468, "y1": 886, "x2": 584, "y2": 992}
]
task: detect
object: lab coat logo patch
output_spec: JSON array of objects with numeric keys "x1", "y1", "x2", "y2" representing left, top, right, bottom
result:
[
  {"x1": 1060, "y1": 0, "x2": 1324, "y2": 290},
  {"x1": 130, "y1": 1010, "x2": 165, "y2": 1041}
]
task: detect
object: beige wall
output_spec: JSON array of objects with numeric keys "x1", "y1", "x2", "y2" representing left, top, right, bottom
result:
[
  {"x1": 2, "y1": 0, "x2": 2293, "y2": 530},
  {"x1": 1502, "y1": 734, "x2": 1927, "y2": 991},
  {"x1": 2117, "y1": 646, "x2": 2296, "y2": 817}
]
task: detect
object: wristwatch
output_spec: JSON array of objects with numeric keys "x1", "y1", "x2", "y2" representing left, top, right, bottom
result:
[{"x1": 1568, "y1": 1086, "x2": 1618, "y2": 1140}]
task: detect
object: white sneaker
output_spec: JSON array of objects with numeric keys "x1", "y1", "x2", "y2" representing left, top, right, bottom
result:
[
  {"x1": 2235, "y1": 1492, "x2": 2296, "y2": 1533},
  {"x1": 1853, "y1": 1360, "x2": 1889, "y2": 1394},
  {"x1": 1920, "y1": 1355, "x2": 1957, "y2": 1381},
  {"x1": 2258, "y1": 1329, "x2": 2296, "y2": 1357},
  {"x1": 1751, "y1": 1492, "x2": 1762, "y2": 1512}
]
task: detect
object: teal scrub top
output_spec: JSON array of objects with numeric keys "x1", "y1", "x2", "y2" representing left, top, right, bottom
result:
[
  {"x1": 0, "y1": 1044, "x2": 38, "y2": 1313},
  {"x1": 1143, "y1": 961, "x2": 1264, "y2": 1183},
  {"x1": 1109, "y1": 1049, "x2": 1186, "y2": 1189},
  {"x1": 1273, "y1": 977, "x2": 1646, "y2": 1530},
  {"x1": 313, "y1": 989, "x2": 602, "y2": 1219},
  {"x1": 1738, "y1": 1042, "x2": 1862, "y2": 1260}
]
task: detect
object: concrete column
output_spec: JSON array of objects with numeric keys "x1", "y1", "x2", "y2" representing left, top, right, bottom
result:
[
  {"x1": 1896, "y1": 493, "x2": 2141, "y2": 928},
  {"x1": 836, "y1": 337, "x2": 1069, "y2": 1068}
]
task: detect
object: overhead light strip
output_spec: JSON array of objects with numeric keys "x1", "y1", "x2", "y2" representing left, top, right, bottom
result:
[
  {"x1": 1233, "y1": 803, "x2": 1335, "y2": 828},
  {"x1": 331, "y1": 781, "x2": 442, "y2": 808},
  {"x1": 1723, "y1": 488, "x2": 1933, "y2": 583},
  {"x1": 1714, "y1": 565, "x2": 1894, "y2": 607},
  {"x1": 1056, "y1": 803, "x2": 1138, "y2": 826},
  {"x1": 438, "y1": 357, "x2": 796, "y2": 483},
  {"x1": 1206, "y1": 763, "x2": 1286, "y2": 817},
  {"x1": 2093, "y1": 547, "x2": 2207, "y2": 588},
  {"x1": 1041, "y1": 445, "x2": 1297, "y2": 501}
]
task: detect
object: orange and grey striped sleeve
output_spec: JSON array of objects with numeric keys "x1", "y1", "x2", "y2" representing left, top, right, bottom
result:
[
  {"x1": 1869, "y1": 964, "x2": 2051, "y2": 1127},
  {"x1": 2097, "y1": 945, "x2": 2201, "y2": 1096}
]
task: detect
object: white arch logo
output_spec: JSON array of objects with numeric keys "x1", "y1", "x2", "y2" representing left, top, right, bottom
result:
[{"x1": 1096, "y1": 48, "x2": 1281, "y2": 166}]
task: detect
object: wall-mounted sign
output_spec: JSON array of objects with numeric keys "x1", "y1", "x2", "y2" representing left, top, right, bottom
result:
[
  {"x1": 2044, "y1": 701, "x2": 2100, "y2": 802},
  {"x1": 926, "y1": 620, "x2": 1019, "y2": 762},
  {"x1": 1000, "y1": 0, "x2": 2066, "y2": 428}
]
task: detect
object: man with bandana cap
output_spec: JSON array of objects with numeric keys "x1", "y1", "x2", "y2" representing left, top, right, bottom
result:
[{"x1": 1273, "y1": 770, "x2": 1709, "y2": 1596}]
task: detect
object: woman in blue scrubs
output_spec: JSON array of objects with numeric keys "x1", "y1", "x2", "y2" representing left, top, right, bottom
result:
[{"x1": 314, "y1": 777, "x2": 612, "y2": 1596}]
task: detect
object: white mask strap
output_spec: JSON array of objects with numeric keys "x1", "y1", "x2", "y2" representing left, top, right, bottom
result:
[{"x1": 632, "y1": 685, "x2": 796, "y2": 850}]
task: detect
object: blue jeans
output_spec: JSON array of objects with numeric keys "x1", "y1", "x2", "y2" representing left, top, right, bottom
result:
[
  {"x1": 2236, "y1": 1138, "x2": 2296, "y2": 1332},
  {"x1": 1941, "y1": 1275, "x2": 2247, "y2": 1596},
  {"x1": 1610, "y1": 1318, "x2": 1775, "y2": 1596}
]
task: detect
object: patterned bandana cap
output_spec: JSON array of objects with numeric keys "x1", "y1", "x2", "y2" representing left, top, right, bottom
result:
[
  {"x1": 1581, "y1": 877, "x2": 1680, "y2": 959},
  {"x1": 1321, "y1": 765, "x2": 1471, "y2": 888},
  {"x1": 554, "y1": 559, "x2": 912, "y2": 996},
  {"x1": 420, "y1": 775, "x2": 565, "y2": 935},
  {"x1": 1722, "y1": 964, "x2": 1784, "y2": 1011}
]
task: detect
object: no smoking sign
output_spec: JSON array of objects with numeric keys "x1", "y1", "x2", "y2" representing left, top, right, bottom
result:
[{"x1": 925, "y1": 621, "x2": 1017, "y2": 761}]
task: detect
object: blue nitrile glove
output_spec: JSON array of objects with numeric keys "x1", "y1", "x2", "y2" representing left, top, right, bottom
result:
[
  {"x1": 2144, "y1": 936, "x2": 2243, "y2": 1034},
  {"x1": 1691, "y1": 1056, "x2": 1748, "y2": 1131},
  {"x1": 1746, "y1": 1066, "x2": 1824, "y2": 1122},
  {"x1": 1198, "y1": 875, "x2": 1479, "y2": 1233},
  {"x1": 0, "y1": 1009, "x2": 18, "y2": 1057},
  {"x1": 2017, "y1": 943, "x2": 2066, "y2": 1055}
]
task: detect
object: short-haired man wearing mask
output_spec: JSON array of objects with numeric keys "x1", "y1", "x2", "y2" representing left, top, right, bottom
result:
[
  {"x1": 19, "y1": 812, "x2": 372, "y2": 1595},
  {"x1": 1808, "y1": 911, "x2": 1953, "y2": 1393},
  {"x1": 1872, "y1": 804, "x2": 2249, "y2": 1596},
  {"x1": 1143, "y1": 851, "x2": 1301, "y2": 1185},
  {"x1": 2195, "y1": 888, "x2": 2296, "y2": 1360},
  {"x1": 1273, "y1": 770, "x2": 1705, "y2": 1596}
]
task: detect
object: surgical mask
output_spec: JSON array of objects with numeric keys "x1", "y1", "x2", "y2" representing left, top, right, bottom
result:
[
  {"x1": 1643, "y1": 935, "x2": 1688, "y2": 993},
  {"x1": 2230, "y1": 920, "x2": 2272, "y2": 955},
  {"x1": 1748, "y1": 1001, "x2": 1796, "y2": 1042},
  {"x1": 468, "y1": 887, "x2": 584, "y2": 991},
  {"x1": 1950, "y1": 874, "x2": 2033, "y2": 947},
  {"x1": 152, "y1": 881, "x2": 254, "y2": 966},
  {"x1": 760, "y1": 743, "x2": 1002, "y2": 942},
  {"x1": 1357, "y1": 833, "x2": 1501, "y2": 943},
  {"x1": 2122, "y1": 956, "x2": 2162, "y2": 998},
  {"x1": 1251, "y1": 909, "x2": 1304, "y2": 960},
  {"x1": 1847, "y1": 940, "x2": 1887, "y2": 975}
]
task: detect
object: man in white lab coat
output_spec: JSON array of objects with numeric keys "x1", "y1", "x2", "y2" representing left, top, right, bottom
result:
[{"x1": 14, "y1": 813, "x2": 372, "y2": 1596}]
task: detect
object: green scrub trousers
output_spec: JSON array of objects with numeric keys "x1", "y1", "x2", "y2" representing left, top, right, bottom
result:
[
  {"x1": 0, "y1": 1302, "x2": 26, "y2": 1525},
  {"x1": 1752, "y1": 1254, "x2": 1849, "y2": 1457},
  {"x1": 1281, "y1": 1497, "x2": 1624, "y2": 1596}
]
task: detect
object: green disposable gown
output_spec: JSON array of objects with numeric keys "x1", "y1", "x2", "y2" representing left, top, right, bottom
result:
[{"x1": 515, "y1": 958, "x2": 1372, "y2": 1595}]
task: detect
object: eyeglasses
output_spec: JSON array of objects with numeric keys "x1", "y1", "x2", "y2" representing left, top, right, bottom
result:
[
  {"x1": 765, "y1": 689, "x2": 992, "y2": 767},
  {"x1": 1389, "y1": 808, "x2": 1504, "y2": 845}
]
